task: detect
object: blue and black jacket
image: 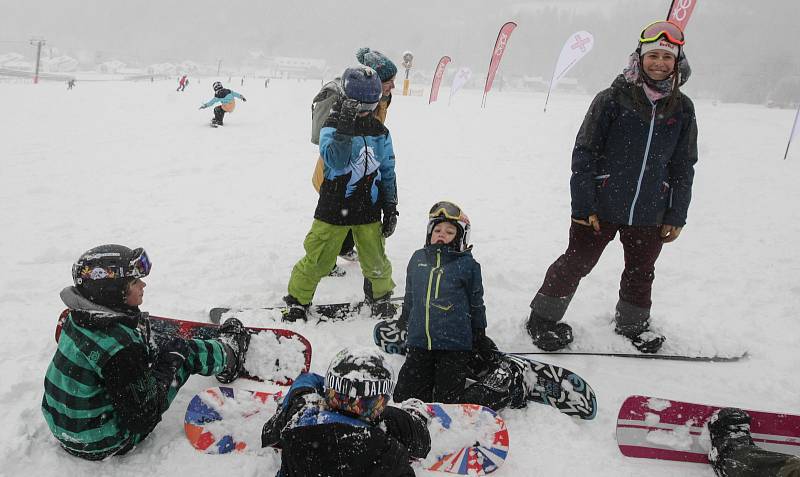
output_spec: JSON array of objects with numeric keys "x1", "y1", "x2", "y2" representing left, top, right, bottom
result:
[
  {"x1": 570, "y1": 75, "x2": 698, "y2": 227},
  {"x1": 315, "y1": 113, "x2": 397, "y2": 225},
  {"x1": 201, "y1": 88, "x2": 243, "y2": 108},
  {"x1": 399, "y1": 244, "x2": 487, "y2": 351}
]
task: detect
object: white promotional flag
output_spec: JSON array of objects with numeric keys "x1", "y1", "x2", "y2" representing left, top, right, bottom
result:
[
  {"x1": 449, "y1": 67, "x2": 472, "y2": 105},
  {"x1": 544, "y1": 31, "x2": 595, "y2": 112},
  {"x1": 785, "y1": 106, "x2": 800, "y2": 160}
]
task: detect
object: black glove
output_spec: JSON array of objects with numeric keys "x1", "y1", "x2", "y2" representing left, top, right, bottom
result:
[
  {"x1": 381, "y1": 404, "x2": 432, "y2": 459},
  {"x1": 467, "y1": 330, "x2": 500, "y2": 379},
  {"x1": 261, "y1": 389, "x2": 315, "y2": 448},
  {"x1": 382, "y1": 205, "x2": 398, "y2": 238},
  {"x1": 336, "y1": 98, "x2": 360, "y2": 136},
  {"x1": 240, "y1": 96, "x2": 247, "y2": 102},
  {"x1": 152, "y1": 337, "x2": 190, "y2": 385}
]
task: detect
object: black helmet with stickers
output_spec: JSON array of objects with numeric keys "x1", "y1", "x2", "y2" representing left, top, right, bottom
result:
[
  {"x1": 324, "y1": 347, "x2": 394, "y2": 421},
  {"x1": 72, "y1": 244, "x2": 151, "y2": 309}
]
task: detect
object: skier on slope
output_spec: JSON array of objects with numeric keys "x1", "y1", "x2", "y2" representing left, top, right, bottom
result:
[
  {"x1": 390, "y1": 201, "x2": 534, "y2": 410},
  {"x1": 200, "y1": 81, "x2": 247, "y2": 126},
  {"x1": 311, "y1": 47, "x2": 398, "y2": 277},
  {"x1": 41, "y1": 245, "x2": 249, "y2": 460},
  {"x1": 707, "y1": 408, "x2": 800, "y2": 477},
  {"x1": 285, "y1": 65, "x2": 399, "y2": 321},
  {"x1": 261, "y1": 347, "x2": 431, "y2": 477},
  {"x1": 526, "y1": 20, "x2": 698, "y2": 354}
]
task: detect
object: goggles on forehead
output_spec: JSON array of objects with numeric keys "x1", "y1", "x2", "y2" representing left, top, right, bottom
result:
[
  {"x1": 357, "y1": 101, "x2": 379, "y2": 113},
  {"x1": 129, "y1": 248, "x2": 151, "y2": 278},
  {"x1": 429, "y1": 201, "x2": 466, "y2": 222},
  {"x1": 640, "y1": 20, "x2": 685, "y2": 46}
]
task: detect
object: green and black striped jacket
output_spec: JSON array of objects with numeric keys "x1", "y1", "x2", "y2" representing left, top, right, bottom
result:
[{"x1": 42, "y1": 308, "x2": 149, "y2": 459}]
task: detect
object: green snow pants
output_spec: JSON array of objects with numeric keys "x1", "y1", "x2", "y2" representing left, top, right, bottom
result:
[{"x1": 288, "y1": 219, "x2": 395, "y2": 305}]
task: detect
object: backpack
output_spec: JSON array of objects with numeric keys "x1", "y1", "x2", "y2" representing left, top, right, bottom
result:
[{"x1": 311, "y1": 78, "x2": 344, "y2": 145}]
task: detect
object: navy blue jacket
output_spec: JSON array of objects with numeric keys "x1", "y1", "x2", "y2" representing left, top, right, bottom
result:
[
  {"x1": 571, "y1": 75, "x2": 698, "y2": 226},
  {"x1": 400, "y1": 244, "x2": 487, "y2": 351}
]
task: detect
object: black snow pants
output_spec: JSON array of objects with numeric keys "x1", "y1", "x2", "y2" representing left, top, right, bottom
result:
[
  {"x1": 213, "y1": 105, "x2": 225, "y2": 124},
  {"x1": 393, "y1": 347, "x2": 511, "y2": 410}
]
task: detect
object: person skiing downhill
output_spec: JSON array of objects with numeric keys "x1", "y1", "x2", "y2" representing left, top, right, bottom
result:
[
  {"x1": 285, "y1": 65, "x2": 399, "y2": 322},
  {"x1": 526, "y1": 20, "x2": 698, "y2": 354},
  {"x1": 200, "y1": 81, "x2": 247, "y2": 126},
  {"x1": 391, "y1": 201, "x2": 533, "y2": 410},
  {"x1": 41, "y1": 245, "x2": 249, "y2": 460},
  {"x1": 311, "y1": 47, "x2": 399, "y2": 277},
  {"x1": 261, "y1": 347, "x2": 431, "y2": 477}
]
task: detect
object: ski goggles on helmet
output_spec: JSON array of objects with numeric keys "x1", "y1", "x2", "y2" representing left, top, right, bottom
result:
[
  {"x1": 429, "y1": 201, "x2": 467, "y2": 222},
  {"x1": 639, "y1": 20, "x2": 685, "y2": 46},
  {"x1": 128, "y1": 248, "x2": 152, "y2": 278},
  {"x1": 324, "y1": 389, "x2": 389, "y2": 421}
]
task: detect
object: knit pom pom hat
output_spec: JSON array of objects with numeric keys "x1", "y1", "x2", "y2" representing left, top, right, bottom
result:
[{"x1": 356, "y1": 47, "x2": 398, "y2": 82}]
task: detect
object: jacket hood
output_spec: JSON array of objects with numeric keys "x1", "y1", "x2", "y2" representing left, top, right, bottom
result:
[{"x1": 60, "y1": 286, "x2": 143, "y2": 329}]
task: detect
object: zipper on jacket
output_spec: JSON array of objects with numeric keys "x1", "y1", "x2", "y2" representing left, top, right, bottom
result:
[
  {"x1": 628, "y1": 101, "x2": 658, "y2": 225},
  {"x1": 424, "y1": 249, "x2": 442, "y2": 349}
]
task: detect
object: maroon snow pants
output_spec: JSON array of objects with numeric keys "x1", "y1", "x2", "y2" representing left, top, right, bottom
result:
[{"x1": 538, "y1": 221, "x2": 664, "y2": 309}]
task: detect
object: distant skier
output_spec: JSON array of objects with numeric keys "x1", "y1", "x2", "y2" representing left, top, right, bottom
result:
[
  {"x1": 176, "y1": 75, "x2": 188, "y2": 91},
  {"x1": 41, "y1": 245, "x2": 249, "y2": 460},
  {"x1": 199, "y1": 81, "x2": 247, "y2": 127},
  {"x1": 264, "y1": 77, "x2": 270, "y2": 88},
  {"x1": 708, "y1": 408, "x2": 800, "y2": 476},
  {"x1": 261, "y1": 348, "x2": 431, "y2": 476},
  {"x1": 525, "y1": 20, "x2": 698, "y2": 353},
  {"x1": 67, "y1": 79, "x2": 76, "y2": 90},
  {"x1": 391, "y1": 201, "x2": 533, "y2": 410}
]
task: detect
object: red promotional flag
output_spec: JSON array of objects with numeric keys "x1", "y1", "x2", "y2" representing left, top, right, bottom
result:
[
  {"x1": 429, "y1": 56, "x2": 452, "y2": 104},
  {"x1": 667, "y1": 0, "x2": 698, "y2": 31},
  {"x1": 482, "y1": 21, "x2": 517, "y2": 107}
]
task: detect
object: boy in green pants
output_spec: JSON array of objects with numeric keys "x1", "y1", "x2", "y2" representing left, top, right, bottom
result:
[{"x1": 285, "y1": 65, "x2": 398, "y2": 321}]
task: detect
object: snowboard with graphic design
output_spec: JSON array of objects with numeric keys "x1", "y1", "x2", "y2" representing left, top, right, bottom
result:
[
  {"x1": 184, "y1": 386, "x2": 509, "y2": 475},
  {"x1": 373, "y1": 319, "x2": 597, "y2": 419}
]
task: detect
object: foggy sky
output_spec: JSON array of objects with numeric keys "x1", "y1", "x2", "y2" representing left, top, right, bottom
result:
[{"x1": 1, "y1": 0, "x2": 798, "y2": 100}]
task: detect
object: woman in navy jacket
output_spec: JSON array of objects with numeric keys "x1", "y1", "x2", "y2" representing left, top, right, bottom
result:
[{"x1": 526, "y1": 21, "x2": 698, "y2": 354}]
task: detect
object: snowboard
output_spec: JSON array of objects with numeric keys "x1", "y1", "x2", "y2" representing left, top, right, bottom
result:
[
  {"x1": 184, "y1": 386, "x2": 509, "y2": 475},
  {"x1": 374, "y1": 319, "x2": 746, "y2": 362},
  {"x1": 56, "y1": 309, "x2": 311, "y2": 385},
  {"x1": 209, "y1": 296, "x2": 404, "y2": 324},
  {"x1": 373, "y1": 320, "x2": 597, "y2": 420},
  {"x1": 617, "y1": 395, "x2": 800, "y2": 463}
]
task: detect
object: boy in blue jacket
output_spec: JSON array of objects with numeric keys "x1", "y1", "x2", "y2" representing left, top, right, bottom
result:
[{"x1": 392, "y1": 202, "x2": 532, "y2": 410}]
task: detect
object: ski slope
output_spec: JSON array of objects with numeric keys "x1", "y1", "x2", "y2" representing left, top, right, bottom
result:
[{"x1": 2, "y1": 78, "x2": 798, "y2": 476}]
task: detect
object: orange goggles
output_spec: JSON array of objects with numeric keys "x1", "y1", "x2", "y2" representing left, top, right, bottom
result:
[{"x1": 640, "y1": 20, "x2": 685, "y2": 46}]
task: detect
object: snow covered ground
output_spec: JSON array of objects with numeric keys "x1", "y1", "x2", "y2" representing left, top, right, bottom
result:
[{"x1": 2, "y1": 78, "x2": 798, "y2": 476}]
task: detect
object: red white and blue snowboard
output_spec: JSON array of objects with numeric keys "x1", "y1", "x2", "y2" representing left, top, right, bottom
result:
[
  {"x1": 617, "y1": 395, "x2": 800, "y2": 463},
  {"x1": 184, "y1": 386, "x2": 509, "y2": 475},
  {"x1": 56, "y1": 309, "x2": 312, "y2": 385}
]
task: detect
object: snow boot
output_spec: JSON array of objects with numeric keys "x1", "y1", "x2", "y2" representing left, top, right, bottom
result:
[
  {"x1": 526, "y1": 315, "x2": 573, "y2": 351},
  {"x1": 708, "y1": 408, "x2": 756, "y2": 470},
  {"x1": 368, "y1": 293, "x2": 397, "y2": 319},
  {"x1": 614, "y1": 300, "x2": 664, "y2": 353},
  {"x1": 338, "y1": 248, "x2": 359, "y2": 262},
  {"x1": 215, "y1": 318, "x2": 250, "y2": 384},
  {"x1": 327, "y1": 264, "x2": 347, "y2": 277},
  {"x1": 480, "y1": 355, "x2": 530, "y2": 409},
  {"x1": 282, "y1": 295, "x2": 308, "y2": 322}
]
